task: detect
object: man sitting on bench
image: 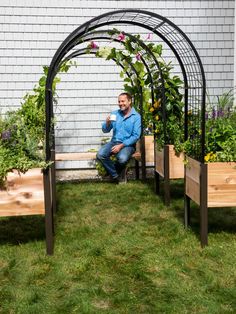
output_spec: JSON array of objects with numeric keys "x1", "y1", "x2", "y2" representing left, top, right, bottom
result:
[{"x1": 96, "y1": 92, "x2": 141, "y2": 184}]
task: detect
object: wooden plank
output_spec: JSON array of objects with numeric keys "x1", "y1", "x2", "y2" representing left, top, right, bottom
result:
[
  {"x1": 207, "y1": 162, "x2": 236, "y2": 207},
  {"x1": 56, "y1": 152, "x2": 97, "y2": 161},
  {"x1": 169, "y1": 145, "x2": 184, "y2": 179},
  {"x1": 186, "y1": 176, "x2": 200, "y2": 205},
  {"x1": 0, "y1": 168, "x2": 44, "y2": 217},
  {"x1": 185, "y1": 157, "x2": 201, "y2": 183},
  {"x1": 155, "y1": 148, "x2": 164, "y2": 177},
  {"x1": 144, "y1": 136, "x2": 154, "y2": 163},
  {"x1": 185, "y1": 157, "x2": 201, "y2": 205}
]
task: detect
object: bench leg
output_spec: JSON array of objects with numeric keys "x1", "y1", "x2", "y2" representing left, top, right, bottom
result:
[{"x1": 135, "y1": 159, "x2": 139, "y2": 180}]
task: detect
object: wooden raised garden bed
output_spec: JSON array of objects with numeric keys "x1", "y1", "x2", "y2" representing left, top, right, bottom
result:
[
  {"x1": 0, "y1": 168, "x2": 44, "y2": 217},
  {"x1": 0, "y1": 168, "x2": 54, "y2": 254},
  {"x1": 155, "y1": 144, "x2": 184, "y2": 204},
  {"x1": 185, "y1": 156, "x2": 236, "y2": 246}
]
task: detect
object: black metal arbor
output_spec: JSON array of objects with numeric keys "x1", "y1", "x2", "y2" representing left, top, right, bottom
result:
[{"x1": 44, "y1": 9, "x2": 206, "y2": 254}]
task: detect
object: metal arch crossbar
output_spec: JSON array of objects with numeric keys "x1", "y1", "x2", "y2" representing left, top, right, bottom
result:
[{"x1": 44, "y1": 9, "x2": 207, "y2": 253}]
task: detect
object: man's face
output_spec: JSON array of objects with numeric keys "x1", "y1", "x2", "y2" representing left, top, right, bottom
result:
[{"x1": 118, "y1": 95, "x2": 131, "y2": 112}]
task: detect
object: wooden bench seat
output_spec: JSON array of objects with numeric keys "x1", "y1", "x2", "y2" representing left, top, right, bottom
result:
[{"x1": 55, "y1": 151, "x2": 141, "y2": 161}]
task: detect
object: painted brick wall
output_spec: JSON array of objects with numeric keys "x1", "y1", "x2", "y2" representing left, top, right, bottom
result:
[{"x1": 0, "y1": 0, "x2": 235, "y2": 168}]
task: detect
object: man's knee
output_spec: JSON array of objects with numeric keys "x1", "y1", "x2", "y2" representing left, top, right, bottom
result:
[{"x1": 117, "y1": 154, "x2": 130, "y2": 165}]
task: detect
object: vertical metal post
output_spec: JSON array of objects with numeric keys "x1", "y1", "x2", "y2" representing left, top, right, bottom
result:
[
  {"x1": 50, "y1": 149, "x2": 57, "y2": 215},
  {"x1": 135, "y1": 159, "x2": 139, "y2": 179},
  {"x1": 184, "y1": 164, "x2": 191, "y2": 227},
  {"x1": 43, "y1": 168, "x2": 54, "y2": 255},
  {"x1": 184, "y1": 196, "x2": 191, "y2": 227},
  {"x1": 141, "y1": 136, "x2": 146, "y2": 180},
  {"x1": 164, "y1": 145, "x2": 170, "y2": 206},
  {"x1": 200, "y1": 163, "x2": 208, "y2": 247},
  {"x1": 155, "y1": 171, "x2": 160, "y2": 195}
]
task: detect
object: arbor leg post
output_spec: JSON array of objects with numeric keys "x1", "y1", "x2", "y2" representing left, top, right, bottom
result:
[
  {"x1": 200, "y1": 163, "x2": 208, "y2": 247},
  {"x1": 43, "y1": 168, "x2": 54, "y2": 255}
]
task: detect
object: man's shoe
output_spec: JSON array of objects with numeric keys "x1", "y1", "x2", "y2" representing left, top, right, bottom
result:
[
  {"x1": 111, "y1": 175, "x2": 119, "y2": 184},
  {"x1": 118, "y1": 168, "x2": 127, "y2": 184}
]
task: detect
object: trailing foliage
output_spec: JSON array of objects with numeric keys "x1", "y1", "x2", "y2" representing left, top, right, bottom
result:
[
  {"x1": 93, "y1": 29, "x2": 185, "y2": 154},
  {"x1": 0, "y1": 62, "x2": 74, "y2": 188}
]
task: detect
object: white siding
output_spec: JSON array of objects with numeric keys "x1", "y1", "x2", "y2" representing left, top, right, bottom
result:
[{"x1": 0, "y1": 0, "x2": 235, "y2": 166}]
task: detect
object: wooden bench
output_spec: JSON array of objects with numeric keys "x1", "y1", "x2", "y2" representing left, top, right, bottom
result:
[{"x1": 55, "y1": 136, "x2": 154, "y2": 181}]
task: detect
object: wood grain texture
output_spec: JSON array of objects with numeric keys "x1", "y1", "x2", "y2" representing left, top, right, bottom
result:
[
  {"x1": 0, "y1": 168, "x2": 45, "y2": 217},
  {"x1": 185, "y1": 157, "x2": 201, "y2": 205},
  {"x1": 155, "y1": 145, "x2": 184, "y2": 179},
  {"x1": 207, "y1": 162, "x2": 236, "y2": 207}
]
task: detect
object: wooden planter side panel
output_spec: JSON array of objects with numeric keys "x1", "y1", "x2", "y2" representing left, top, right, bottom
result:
[
  {"x1": 185, "y1": 157, "x2": 201, "y2": 205},
  {"x1": 169, "y1": 146, "x2": 184, "y2": 179},
  {"x1": 155, "y1": 145, "x2": 184, "y2": 179},
  {"x1": 155, "y1": 148, "x2": 164, "y2": 177},
  {"x1": 208, "y1": 162, "x2": 236, "y2": 207},
  {"x1": 144, "y1": 136, "x2": 154, "y2": 163},
  {"x1": 0, "y1": 168, "x2": 45, "y2": 217}
]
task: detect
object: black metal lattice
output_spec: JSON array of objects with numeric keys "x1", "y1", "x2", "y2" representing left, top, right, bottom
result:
[
  {"x1": 46, "y1": 9, "x2": 206, "y2": 163},
  {"x1": 44, "y1": 10, "x2": 206, "y2": 249}
]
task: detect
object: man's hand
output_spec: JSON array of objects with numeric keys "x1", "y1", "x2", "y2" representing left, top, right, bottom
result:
[
  {"x1": 106, "y1": 115, "x2": 111, "y2": 127},
  {"x1": 111, "y1": 143, "x2": 124, "y2": 154}
]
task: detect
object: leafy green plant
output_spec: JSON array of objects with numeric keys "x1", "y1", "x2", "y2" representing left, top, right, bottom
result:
[
  {"x1": 183, "y1": 90, "x2": 236, "y2": 162},
  {"x1": 0, "y1": 62, "x2": 74, "y2": 188},
  {"x1": 94, "y1": 30, "x2": 185, "y2": 154}
]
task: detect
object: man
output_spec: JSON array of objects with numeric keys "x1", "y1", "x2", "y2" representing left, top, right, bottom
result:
[{"x1": 97, "y1": 92, "x2": 141, "y2": 183}]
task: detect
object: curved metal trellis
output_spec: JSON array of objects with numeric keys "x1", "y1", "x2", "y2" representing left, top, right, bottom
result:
[{"x1": 44, "y1": 9, "x2": 206, "y2": 254}]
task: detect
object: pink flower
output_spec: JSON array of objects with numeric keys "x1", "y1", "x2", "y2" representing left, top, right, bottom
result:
[
  {"x1": 146, "y1": 33, "x2": 152, "y2": 40},
  {"x1": 89, "y1": 41, "x2": 98, "y2": 49},
  {"x1": 117, "y1": 33, "x2": 125, "y2": 41},
  {"x1": 136, "y1": 53, "x2": 141, "y2": 61}
]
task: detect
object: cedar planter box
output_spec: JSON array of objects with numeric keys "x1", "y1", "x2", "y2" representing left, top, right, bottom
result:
[
  {"x1": 185, "y1": 157, "x2": 236, "y2": 207},
  {"x1": 155, "y1": 144, "x2": 184, "y2": 179},
  {"x1": 155, "y1": 144, "x2": 184, "y2": 204},
  {"x1": 185, "y1": 156, "x2": 236, "y2": 246},
  {"x1": 0, "y1": 168, "x2": 54, "y2": 254},
  {"x1": 135, "y1": 135, "x2": 154, "y2": 180},
  {"x1": 0, "y1": 168, "x2": 45, "y2": 217}
]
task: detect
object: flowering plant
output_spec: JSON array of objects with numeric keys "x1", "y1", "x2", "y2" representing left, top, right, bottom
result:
[
  {"x1": 92, "y1": 29, "x2": 185, "y2": 154},
  {"x1": 183, "y1": 90, "x2": 236, "y2": 162},
  {"x1": 0, "y1": 62, "x2": 73, "y2": 188}
]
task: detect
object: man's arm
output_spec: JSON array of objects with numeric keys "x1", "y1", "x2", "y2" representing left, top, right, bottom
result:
[
  {"x1": 122, "y1": 115, "x2": 141, "y2": 147},
  {"x1": 102, "y1": 115, "x2": 113, "y2": 133}
]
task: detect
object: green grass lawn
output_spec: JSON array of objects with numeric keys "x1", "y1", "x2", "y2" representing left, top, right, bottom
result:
[{"x1": 0, "y1": 179, "x2": 235, "y2": 313}]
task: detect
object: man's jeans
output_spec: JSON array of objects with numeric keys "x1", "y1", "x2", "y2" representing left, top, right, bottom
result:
[{"x1": 96, "y1": 141, "x2": 135, "y2": 178}]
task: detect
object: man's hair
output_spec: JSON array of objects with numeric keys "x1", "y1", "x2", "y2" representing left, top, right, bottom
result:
[{"x1": 119, "y1": 92, "x2": 132, "y2": 102}]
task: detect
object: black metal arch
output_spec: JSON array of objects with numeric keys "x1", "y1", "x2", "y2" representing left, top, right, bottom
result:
[
  {"x1": 44, "y1": 10, "x2": 206, "y2": 253},
  {"x1": 46, "y1": 9, "x2": 206, "y2": 162},
  {"x1": 60, "y1": 29, "x2": 166, "y2": 127}
]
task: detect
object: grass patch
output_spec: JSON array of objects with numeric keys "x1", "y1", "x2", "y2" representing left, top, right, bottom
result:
[{"x1": 0, "y1": 179, "x2": 236, "y2": 313}]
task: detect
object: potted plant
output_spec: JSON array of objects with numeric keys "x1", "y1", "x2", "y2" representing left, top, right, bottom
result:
[
  {"x1": 0, "y1": 62, "x2": 73, "y2": 253},
  {"x1": 184, "y1": 90, "x2": 236, "y2": 246}
]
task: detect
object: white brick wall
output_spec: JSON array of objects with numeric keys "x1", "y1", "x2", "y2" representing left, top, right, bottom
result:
[{"x1": 0, "y1": 0, "x2": 235, "y2": 167}]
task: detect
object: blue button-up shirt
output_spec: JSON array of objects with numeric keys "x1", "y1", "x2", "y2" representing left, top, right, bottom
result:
[{"x1": 102, "y1": 107, "x2": 141, "y2": 147}]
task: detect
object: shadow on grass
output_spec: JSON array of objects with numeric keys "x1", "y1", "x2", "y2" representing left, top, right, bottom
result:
[
  {"x1": 0, "y1": 215, "x2": 45, "y2": 245},
  {"x1": 148, "y1": 178, "x2": 236, "y2": 238},
  {"x1": 167, "y1": 180, "x2": 236, "y2": 237}
]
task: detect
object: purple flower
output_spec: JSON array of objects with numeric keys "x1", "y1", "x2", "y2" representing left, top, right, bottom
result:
[
  {"x1": 1, "y1": 130, "x2": 11, "y2": 140},
  {"x1": 136, "y1": 53, "x2": 141, "y2": 61},
  {"x1": 205, "y1": 112, "x2": 209, "y2": 120},
  {"x1": 217, "y1": 108, "x2": 224, "y2": 117},
  {"x1": 212, "y1": 108, "x2": 216, "y2": 119},
  {"x1": 89, "y1": 41, "x2": 99, "y2": 49},
  {"x1": 146, "y1": 33, "x2": 152, "y2": 40},
  {"x1": 117, "y1": 33, "x2": 125, "y2": 41}
]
